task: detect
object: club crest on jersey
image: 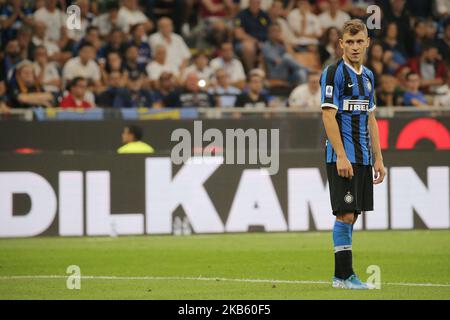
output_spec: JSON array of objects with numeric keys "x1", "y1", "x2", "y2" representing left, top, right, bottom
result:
[
  {"x1": 343, "y1": 99, "x2": 369, "y2": 112},
  {"x1": 325, "y1": 85, "x2": 333, "y2": 98},
  {"x1": 366, "y1": 81, "x2": 372, "y2": 92},
  {"x1": 344, "y1": 191, "x2": 354, "y2": 204}
]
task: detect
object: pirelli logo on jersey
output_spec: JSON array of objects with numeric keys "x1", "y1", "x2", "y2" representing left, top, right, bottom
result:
[{"x1": 343, "y1": 99, "x2": 370, "y2": 112}]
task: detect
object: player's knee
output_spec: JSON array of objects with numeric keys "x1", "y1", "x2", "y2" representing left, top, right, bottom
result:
[{"x1": 337, "y1": 213, "x2": 354, "y2": 224}]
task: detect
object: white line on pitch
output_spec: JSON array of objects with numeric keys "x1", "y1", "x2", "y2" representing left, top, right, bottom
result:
[{"x1": 0, "y1": 275, "x2": 449, "y2": 288}]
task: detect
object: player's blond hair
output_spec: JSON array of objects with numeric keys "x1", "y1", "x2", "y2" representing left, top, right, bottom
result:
[{"x1": 342, "y1": 19, "x2": 368, "y2": 37}]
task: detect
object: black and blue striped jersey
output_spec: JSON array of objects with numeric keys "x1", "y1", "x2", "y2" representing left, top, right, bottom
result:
[{"x1": 320, "y1": 59, "x2": 376, "y2": 166}]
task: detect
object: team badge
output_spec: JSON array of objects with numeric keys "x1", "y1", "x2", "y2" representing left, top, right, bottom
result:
[
  {"x1": 326, "y1": 85, "x2": 333, "y2": 98},
  {"x1": 366, "y1": 81, "x2": 372, "y2": 92},
  {"x1": 344, "y1": 191, "x2": 354, "y2": 204}
]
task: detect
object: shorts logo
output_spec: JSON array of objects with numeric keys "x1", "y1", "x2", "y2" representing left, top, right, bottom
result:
[
  {"x1": 344, "y1": 191, "x2": 354, "y2": 204},
  {"x1": 325, "y1": 85, "x2": 333, "y2": 98}
]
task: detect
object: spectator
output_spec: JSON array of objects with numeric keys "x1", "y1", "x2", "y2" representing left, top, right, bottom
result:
[
  {"x1": 376, "y1": 73, "x2": 403, "y2": 106},
  {"x1": 262, "y1": 23, "x2": 309, "y2": 85},
  {"x1": 287, "y1": 0, "x2": 321, "y2": 49},
  {"x1": 182, "y1": 51, "x2": 214, "y2": 86},
  {"x1": 123, "y1": 44, "x2": 147, "y2": 80},
  {"x1": 434, "y1": 69, "x2": 450, "y2": 107},
  {"x1": 33, "y1": 0, "x2": 67, "y2": 44},
  {"x1": 146, "y1": 45, "x2": 180, "y2": 86},
  {"x1": 0, "y1": 39, "x2": 22, "y2": 83},
  {"x1": 117, "y1": 125, "x2": 155, "y2": 154},
  {"x1": 148, "y1": 17, "x2": 191, "y2": 70},
  {"x1": 234, "y1": 0, "x2": 272, "y2": 71},
  {"x1": 437, "y1": 21, "x2": 450, "y2": 65},
  {"x1": 402, "y1": 71, "x2": 428, "y2": 107},
  {"x1": 145, "y1": 0, "x2": 186, "y2": 34},
  {"x1": 318, "y1": 0, "x2": 351, "y2": 32},
  {"x1": 366, "y1": 42, "x2": 388, "y2": 87},
  {"x1": 239, "y1": 0, "x2": 274, "y2": 11},
  {"x1": 235, "y1": 73, "x2": 271, "y2": 107},
  {"x1": 6, "y1": 59, "x2": 54, "y2": 108},
  {"x1": 407, "y1": 42, "x2": 447, "y2": 93},
  {"x1": 129, "y1": 23, "x2": 152, "y2": 68},
  {"x1": 17, "y1": 25, "x2": 34, "y2": 60},
  {"x1": 31, "y1": 20, "x2": 60, "y2": 61},
  {"x1": 60, "y1": 77, "x2": 93, "y2": 109},
  {"x1": 112, "y1": 74, "x2": 155, "y2": 108},
  {"x1": 381, "y1": 22, "x2": 408, "y2": 74},
  {"x1": 209, "y1": 68, "x2": 241, "y2": 107},
  {"x1": 117, "y1": 0, "x2": 153, "y2": 33},
  {"x1": 288, "y1": 71, "x2": 321, "y2": 109},
  {"x1": 409, "y1": 19, "x2": 428, "y2": 57},
  {"x1": 33, "y1": 45, "x2": 61, "y2": 94},
  {"x1": 62, "y1": 42, "x2": 101, "y2": 88},
  {"x1": 96, "y1": 71, "x2": 124, "y2": 108},
  {"x1": 153, "y1": 72, "x2": 181, "y2": 107},
  {"x1": 267, "y1": 0, "x2": 295, "y2": 45},
  {"x1": 75, "y1": 26, "x2": 103, "y2": 57},
  {"x1": 319, "y1": 27, "x2": 340, "y2": 65},
  {"x1": 177, "y1": 72, "x2": 213, "y2": 108},
  {"x1": 99, "y1": 51, "x2": 127, "y2": 91},
  {"x1": 210, "y1": 42, "x2": 246, "y2": 88},
  {"x1": 92, "y1": 1, "x2": 120, "y2": 38},
  {"x1": 98, "y1": 28, "x2": 125, "y2": 59},
  {"x1": 383, "y1": 0, "x2": 412, "y2": 54},
  {"x1": 0, "y1": 0, "x2": 34, "y2": 44}
]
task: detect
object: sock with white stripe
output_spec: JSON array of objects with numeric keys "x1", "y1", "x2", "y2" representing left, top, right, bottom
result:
[{"x1": 333, "y1": 220, "x2": 354, "y2": 280}]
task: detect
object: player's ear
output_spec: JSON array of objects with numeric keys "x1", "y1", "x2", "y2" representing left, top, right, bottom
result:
[
  {"x1": 339, "y1": 38, "x2": 344, "y2": 49},
  {"x1": 366, "y1": 37, "x2": 371, "y2": 48}
]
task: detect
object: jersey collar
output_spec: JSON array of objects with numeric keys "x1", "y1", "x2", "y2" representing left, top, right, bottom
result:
[{"x1": 344, "y1": 60, "x2": 363, "y2": 75}]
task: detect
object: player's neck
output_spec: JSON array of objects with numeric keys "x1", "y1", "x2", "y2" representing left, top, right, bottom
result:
[{"x1": 342, "y1": 56, "x2": 363, "y2": 74}]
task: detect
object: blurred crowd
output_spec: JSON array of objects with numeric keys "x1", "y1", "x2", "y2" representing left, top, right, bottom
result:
[{"x1": 1, "y1": 0, "x2": 450, "y2": 113}]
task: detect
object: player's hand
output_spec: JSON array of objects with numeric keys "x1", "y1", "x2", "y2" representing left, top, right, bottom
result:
[
  {"x1": 336, "y1": 156, "x2": 354, "y2": 179},
  {"x1": 373, "y1": 160, "x2": 386, "y2": 184}
]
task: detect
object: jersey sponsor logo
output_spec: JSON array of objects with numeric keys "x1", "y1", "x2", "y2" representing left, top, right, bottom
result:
[
  {"x1": 325, "y1": 85, "x2": 333, "y2": 98},
  {"x1": 343, "y1": 99, "x2": 370, "y2": 112}
]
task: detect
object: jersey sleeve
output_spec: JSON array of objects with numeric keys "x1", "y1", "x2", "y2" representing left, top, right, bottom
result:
[
  {"x1": 320, "y1": 64, "x2": 342, "y2": 110},
  {"x1": 368, "y1": 70, "x2": 377, "y2": 112}
]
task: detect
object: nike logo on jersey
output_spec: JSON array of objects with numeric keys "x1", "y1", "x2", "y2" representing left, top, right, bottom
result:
[{"x1": 348, "y1": 83, "x2": 355, "y2": 88}]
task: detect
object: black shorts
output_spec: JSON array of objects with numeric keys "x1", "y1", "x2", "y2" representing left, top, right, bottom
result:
[{"x1": 326, "y1": 163, "x2": 373, "y2": 216}]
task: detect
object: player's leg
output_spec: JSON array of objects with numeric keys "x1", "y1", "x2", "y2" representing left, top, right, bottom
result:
[{"x1": 333, "y1": 212, "x2": 356, "y2": 281}]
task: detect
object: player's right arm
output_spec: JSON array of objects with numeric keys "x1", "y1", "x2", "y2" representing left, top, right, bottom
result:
[{"x1": 320, "y1": 65, "x2": 354, "y2": 179}]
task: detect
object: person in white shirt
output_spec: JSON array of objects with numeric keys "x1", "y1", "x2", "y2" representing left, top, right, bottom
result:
[
  {"x1": 288, "y1": 71, "x2": 321, "y2": 109},
  {"x1": 146, "y1": 45, "x2": 180, "y2": 85},
  {"x1": 148, "y1": 17, "x2": 192, "y2": 71},
  {"x1": 117, "y1": 0, "x2": 152, "y2": 33},
  {"x1": 239, "y1": 0, "x2": 274, "y2": 11},
  {"x1": 209, "y1": 68, "x2": 241, "y2": 108},
  {"x1": 287, "y1": 0, "x2": 322, "y2": 47},
  {"x1": 434, "y1": 69, "x2": 450, "y2": 107},
  {"x1": 92, "y1": 2, "x2": 120, "y2": 38},
  {"x1": 33, "y1": 45, "x2": 61, "y2": 93},
  {"x1": 33, "y1": 0, "x2": 66, "y2": 43},
  {"x1": 31, "y1": 20, "x2": 60, "y2": 61},
  {"x1": 62, "y1": 42, "x2": 101, "y2": 89},
  {"x1": 209, "y1": 42, "x2": 246, "y2": 88},
  {"x1": 182, "y1": 51, "x2": 213, "y2": 86},
  {"x1": 318, "y1": 0, "x2": 350, "y2": 31}
]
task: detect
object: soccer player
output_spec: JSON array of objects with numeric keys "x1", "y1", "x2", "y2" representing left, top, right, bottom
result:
[{"x1": 320, "y1": 19, "x2": 386, "y2": 289}]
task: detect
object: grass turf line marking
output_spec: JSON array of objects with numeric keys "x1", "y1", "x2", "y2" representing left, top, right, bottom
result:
[{"x1": 0, "y1": 275, "x2": 449, "y2": 288}]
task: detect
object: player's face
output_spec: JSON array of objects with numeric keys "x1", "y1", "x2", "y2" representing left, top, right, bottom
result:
[{"x1": 340, "y1": 31, "x2": 370, "y2": 65}]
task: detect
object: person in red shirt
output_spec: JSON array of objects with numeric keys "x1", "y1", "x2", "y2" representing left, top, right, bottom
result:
[{"x1": 60, "y1": 77, "x2": 93, "y2": 109}]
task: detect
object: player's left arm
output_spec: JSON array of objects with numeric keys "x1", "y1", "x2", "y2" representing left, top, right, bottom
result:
[{"x1": 368, "y1": 111, "x2": 386, "y2": 184}]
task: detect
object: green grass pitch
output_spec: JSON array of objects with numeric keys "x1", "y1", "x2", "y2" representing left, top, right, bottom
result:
[{"x1": 0, "y1": 230, "x2": 449, "y2": 300}]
